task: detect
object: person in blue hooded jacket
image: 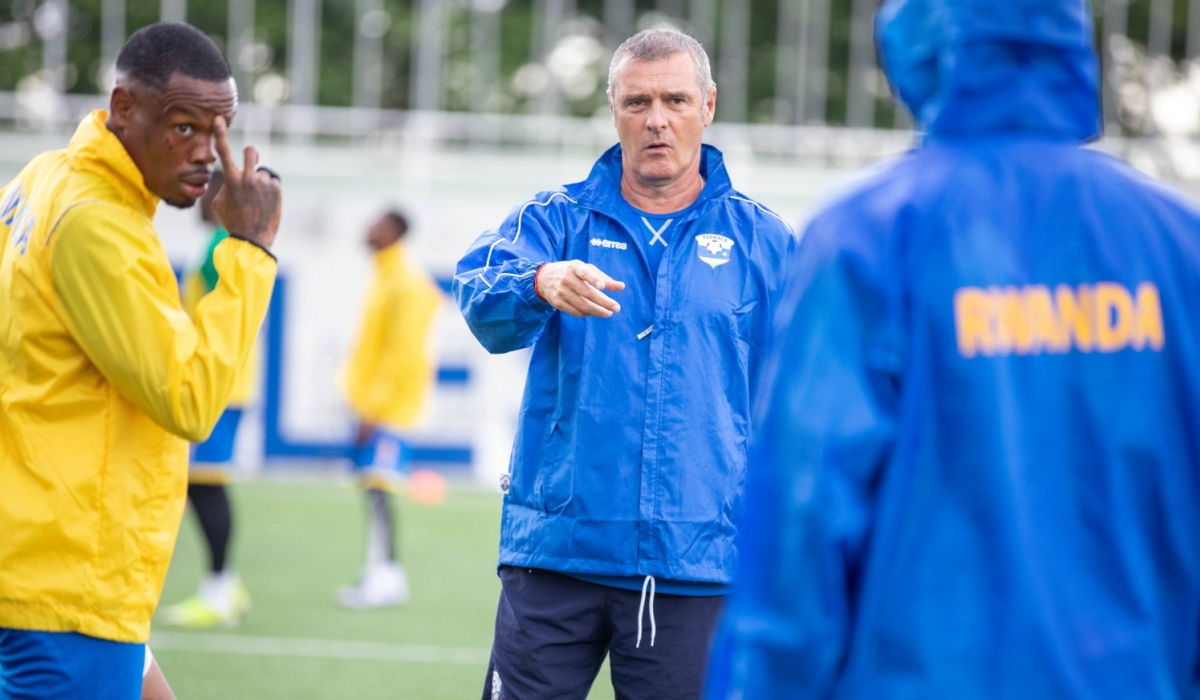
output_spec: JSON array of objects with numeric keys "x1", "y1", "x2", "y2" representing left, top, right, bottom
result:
[
  {"x1": 704, "y1": 1, "x2": 1200, "y2": 699},
  {"x1": 454, "y1": 28, "x2": 796, "y2": 700}
]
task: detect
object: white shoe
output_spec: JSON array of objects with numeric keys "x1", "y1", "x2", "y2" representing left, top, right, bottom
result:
[{"x1": 337, "y1": 563, "x2": 410, "y2": 609}]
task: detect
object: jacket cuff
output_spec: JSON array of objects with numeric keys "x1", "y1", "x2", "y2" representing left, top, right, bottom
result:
[
  {"x1": 534, "y1": 264, "x2": 547, "y2": 301},
  {"x1": 522, "y1": 265, "x2": 553, "y2": 311},
  {"x1": 227, "y1": 234, "x2": 277, "y2": 262}
]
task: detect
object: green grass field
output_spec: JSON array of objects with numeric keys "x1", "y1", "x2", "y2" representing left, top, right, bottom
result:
[{"x1": 154, "y1": 478, "x2": 616, "y2": 700}]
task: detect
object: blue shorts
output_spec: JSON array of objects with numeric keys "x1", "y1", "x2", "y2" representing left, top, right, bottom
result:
[
  {"x1": 0, "y1": 629, "x2": 143, "y2": 700},
  {"x1": 351, "y1": 429, "x2": 411, "y2": 479},
  {"x1": 192, "y1": 407, "x2": 243, "y2": 465},
  {"x1": 482, "y1": 566, "x2": 725, "y2": 700}
]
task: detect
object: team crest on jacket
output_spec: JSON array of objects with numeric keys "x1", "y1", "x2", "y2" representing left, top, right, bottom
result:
[{"x1": 695, "y1": 234, "x2": 734, "y2": 269}]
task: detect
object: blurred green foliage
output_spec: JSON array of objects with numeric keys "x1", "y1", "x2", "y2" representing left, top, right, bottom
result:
[{"x1": 0, "y1": 0, "x2": 1193, "y2": 127}]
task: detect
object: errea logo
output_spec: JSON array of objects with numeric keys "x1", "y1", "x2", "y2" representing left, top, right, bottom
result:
[{"x1": 590, "y1": 237, "x2": 628, "y2": 251}]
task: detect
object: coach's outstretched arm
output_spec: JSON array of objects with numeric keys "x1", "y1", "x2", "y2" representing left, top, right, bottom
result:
[
  {"x1": 704, "y1": 215, "x2": 902, "y2": 699},
  {"x1": 50, "y1": 119, "x2": 281, "y2": 443},
  {"x1": 453, "y1": 194, "x2": 623, "y2": 354}
]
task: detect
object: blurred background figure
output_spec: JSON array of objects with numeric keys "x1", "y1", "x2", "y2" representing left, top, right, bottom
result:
[
  {"x1": 338, "y1": 210, "x2": 441, "y2": 609},
  {"x1": 160, "y1": 169, "x2": 256, "y2": 630},
  {"x1": 706, "y1": 0, "x2": 1200, "y2": 698}
]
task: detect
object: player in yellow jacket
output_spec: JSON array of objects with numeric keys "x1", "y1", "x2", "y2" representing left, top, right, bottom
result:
[
  {"x1": 337, "y1": 210, "x2": 441, "y2": 609},
  {"x1": 159, "y1": 169, "x2": 257, "y2": 629},
  {"x1": 0, "y1": 23, "x2": 281, "y2": 700}
]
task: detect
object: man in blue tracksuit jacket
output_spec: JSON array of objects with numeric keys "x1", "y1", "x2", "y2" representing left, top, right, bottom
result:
[
  {"x1": 454, "y1": 29, "x2": 795, "y2": 700},
  {"x1": 704, "y1": 1, "x2": 1200, "y2": 699}
]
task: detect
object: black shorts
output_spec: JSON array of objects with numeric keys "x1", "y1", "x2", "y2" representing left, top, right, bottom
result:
[{"x1": 483, "y1": 566, "x2": 725, "y2": 700}]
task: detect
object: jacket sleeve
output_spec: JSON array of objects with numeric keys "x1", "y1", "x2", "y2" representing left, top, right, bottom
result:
[
  {"x1": 705, "y1": 216, "x2": 903, "y2": 699},
  {"x1": 50, "y1": 201, "x2": 277, "y2": 443},
  {"x1": 452, "y1": 195, "x2": 565, "y2": 354},
  {"x1": 748, "y1": 221, "x2": 801, "y2": 394}
]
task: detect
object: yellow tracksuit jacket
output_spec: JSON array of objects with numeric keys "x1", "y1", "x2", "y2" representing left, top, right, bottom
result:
[
  {"x1": 0, "y1": 111, "x2": 276, "y2": 643},
  {"x1": 341, "y1": 243, "x2": 441, "y2": 432}
]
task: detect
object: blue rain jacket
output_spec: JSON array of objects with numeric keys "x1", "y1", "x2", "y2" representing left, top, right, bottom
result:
[
  {"x1": 706, "y1": 0, "x2": 1200, "y2": 697},
  {"x1": 454, "y1": 144, "x2": 796, "y2": 583}
]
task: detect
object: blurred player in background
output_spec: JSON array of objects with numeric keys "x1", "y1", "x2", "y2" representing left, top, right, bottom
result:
[
  {"x1": 160, "y1": 169, "x2": 255, "y2": 629},
  {"x1": 705, "y1": 0, "x2": 1200, "y2": 698},
  {"x1": 455, "y1": 28, "x2": 795, "y2": 700},
  {"x1": 338, "y1": 210, "x2": 441, "y2": 609},
  {"x1": 0, "y1": 22, "x2": 280, "y2": 700}
]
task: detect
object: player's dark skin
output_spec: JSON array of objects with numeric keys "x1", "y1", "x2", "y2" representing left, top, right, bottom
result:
[
  {"x1": 141, "y1": 657, "x2": 175, "y2": 700},
  {"x1": 107, "y1": 72, "x2": 281, "y2": 250}
]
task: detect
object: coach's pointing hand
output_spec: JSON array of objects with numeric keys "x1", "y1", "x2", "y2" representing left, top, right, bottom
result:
[
  {"x1": 536, "y1": 260, "x2": 626, "y2": 318},
  {"x1": 212, "y1": 116, "x2": 282, "y2": 250}
]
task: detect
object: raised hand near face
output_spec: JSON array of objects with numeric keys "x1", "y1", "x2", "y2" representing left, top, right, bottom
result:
[{"x1": 211, "y1": 116, "x2": 282, "y2": 250}]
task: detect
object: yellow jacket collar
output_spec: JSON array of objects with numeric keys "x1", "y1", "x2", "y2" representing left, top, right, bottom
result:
[
  {"x1": 374, "y1": 242, "x2": 406, "y2": 270},
  {"x1": 67, "y1": 110, "x2": 160, "y2": 217}
]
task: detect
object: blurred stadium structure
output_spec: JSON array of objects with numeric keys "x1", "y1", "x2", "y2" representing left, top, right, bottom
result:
[
  {"x1": 2, "y1": 0, "x2": 1200, "y2": 485},
  {"x1": 3, "y1": 1, "x2": 1200, "y2": 168}
]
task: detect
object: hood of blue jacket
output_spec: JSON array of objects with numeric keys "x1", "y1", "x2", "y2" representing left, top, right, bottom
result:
[{"x1": 877, "y1": 0, "x2": 1101, "y2": 140}]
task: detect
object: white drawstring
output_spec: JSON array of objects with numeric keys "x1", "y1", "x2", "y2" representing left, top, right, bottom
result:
[{"x1": 636, "y1": 575, "x2": 657, "y2": 648}]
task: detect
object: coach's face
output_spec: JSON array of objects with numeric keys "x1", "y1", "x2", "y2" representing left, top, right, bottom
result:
[
  {"x1": 609, "y1": 52, "x2": 716, "y2": 191},
  {"x1": 108, "y1": 72, "x2": 238, "y2": 209}
]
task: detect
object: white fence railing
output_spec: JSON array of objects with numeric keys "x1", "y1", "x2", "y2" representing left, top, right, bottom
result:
[{"x1": 4, "y1": 0, "x2": 1200, "y2": 137}]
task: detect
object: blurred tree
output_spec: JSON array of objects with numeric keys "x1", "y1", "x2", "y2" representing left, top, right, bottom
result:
[{"x1": 0, "y1": 0, "x2": 1192, "y2": 132}]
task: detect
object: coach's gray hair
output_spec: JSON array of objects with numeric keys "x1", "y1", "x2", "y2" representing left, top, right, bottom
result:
[{"x1": 606, "y1": 28, "x2": 715, "y2": 97}]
